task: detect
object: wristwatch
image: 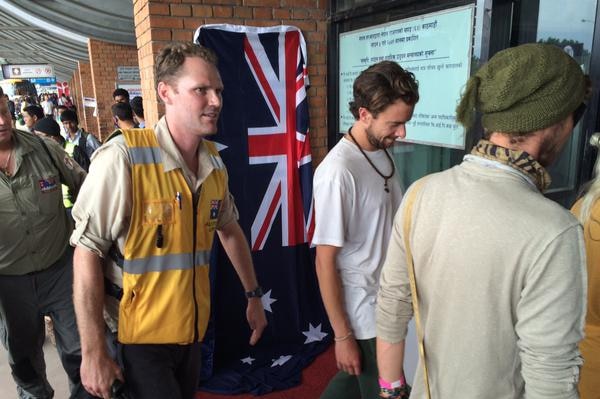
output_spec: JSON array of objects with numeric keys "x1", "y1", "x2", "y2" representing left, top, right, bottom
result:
[{"x1": 245, "y1": 286, "x2": 264, "y2": 299}]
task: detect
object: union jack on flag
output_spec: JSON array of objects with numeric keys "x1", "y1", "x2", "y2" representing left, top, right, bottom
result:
[
  {"x1": 195, "y1": 25, "x2": 329, "y2": 395},
  {"x1": 196, "y1": 25, "x2": 314, "y2": 251}
]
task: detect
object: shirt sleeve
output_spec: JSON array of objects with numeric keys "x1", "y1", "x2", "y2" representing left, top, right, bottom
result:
[
  {"x1": 311, "y1": 165, "x2": 350, "y2": 248},
  {"x1": 70, "y1": 138, "x2": 131, "y2": 257},
  {"x1": 44, "y1": 138, "x2": 86, "y2": 195},
  {"x1": 86, "y1": 133, "x2": 102, "y2": 158},
  {"x1": 517, "y1": 225, "x2": 586, "y2": 399},
  {"x1": 376, "y1": 185, "x2": 415, "y2": 344},
  {"x1": 216, "y1": 191, "x2": 239, "y2": 230}
]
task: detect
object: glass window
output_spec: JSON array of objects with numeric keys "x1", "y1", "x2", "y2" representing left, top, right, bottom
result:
[
  {"x1": 519, "y1": 0, "x2": 597, "y2": 204},
  {"x1": 390, "y1": 0, "x2": 489, "y2": 188}
]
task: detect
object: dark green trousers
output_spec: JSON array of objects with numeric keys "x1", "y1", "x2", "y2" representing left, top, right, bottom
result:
[{"x1": 320, "y1": 338, "x2": 379, "y2": 399}]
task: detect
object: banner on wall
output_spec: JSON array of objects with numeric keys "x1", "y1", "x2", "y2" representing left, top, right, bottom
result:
[
  {"x1": 194, "y1": 24, "x2": 330, "y2": 395},
  {"x1": 339, "y1": 5, "x2": 474, "y2": 149},
  {"x1": 1, "y1": 64, "x2": 54, "y2": 79}
]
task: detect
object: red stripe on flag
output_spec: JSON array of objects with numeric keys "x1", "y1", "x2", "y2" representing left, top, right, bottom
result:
[{"x1": 253, "y1": 184, "x2": 282, "y2": 251}]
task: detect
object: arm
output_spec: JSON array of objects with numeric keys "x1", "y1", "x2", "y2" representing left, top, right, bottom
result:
[
  {"x1": 376, "y1": 197, "x2": 415, "y2": 388},
  {"x1": 315, "y1": 244, "x2": 362, "y2": 375},
  {"x1": 217, "y1": 220, "x2": 267, "y2": 345},
  {"x1": 73, "y1": 246, "x2": 122, "y2": 399},
  {"x1": 517, "y1": 225, "x2": 586, "y2": 399},
  {"x1": 44, "y1": 138, "x2": 86, "y2": 196},
  {"x1": 86, "y1": 133, "x2": 102, "y2": 158}
]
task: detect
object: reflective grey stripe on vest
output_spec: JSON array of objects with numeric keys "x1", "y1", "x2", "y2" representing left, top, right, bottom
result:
[
  {"x1": 123, "y1": 250, "x2": 211, "y2": 274},
  {"x1": 129, "y1": 147, "x2": 162, "y2": 165}
]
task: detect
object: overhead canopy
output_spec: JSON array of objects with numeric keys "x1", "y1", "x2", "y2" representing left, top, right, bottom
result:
[{"x1": 0, "y1": 0, "x2": 135, "y2": 82}]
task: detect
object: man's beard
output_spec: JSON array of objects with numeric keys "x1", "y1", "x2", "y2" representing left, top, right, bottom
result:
[
  {"x1": 366, "y1": 126, "x2": 389, "y2": 150},
  {"x1": 537, "y1": 133, "x2": 567, "y2": 168}
]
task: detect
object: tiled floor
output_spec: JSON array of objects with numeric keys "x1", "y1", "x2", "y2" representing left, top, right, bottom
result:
[{"x1": 0, "y1": 336, "x2": 70, "y2": 399}]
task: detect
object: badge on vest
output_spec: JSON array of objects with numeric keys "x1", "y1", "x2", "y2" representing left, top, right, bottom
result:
[
  {"x1": 206, "y1": 199, "x2": 222, "y2": 232},
  {"x1": 210, "y1": 199, "x2": 221, "y2": 219},
  {"x1": 38, "y1": 177, "x2": 58, "y2": 193}
]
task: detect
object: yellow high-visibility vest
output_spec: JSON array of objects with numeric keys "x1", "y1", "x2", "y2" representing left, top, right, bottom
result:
[{"x1": 118, "y1": 128, "x2": 227, "y2": 344}]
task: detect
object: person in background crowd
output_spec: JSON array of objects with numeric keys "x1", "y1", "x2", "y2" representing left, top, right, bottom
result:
[
  {"x1": 376, "y1": 43, "x2": 588, "y2": 399},
  {"x1": 112, "y1": 88, "x2": 130, "y2": 104},
  {"x1": 4, "y1": 94, "x2": 16, "y2": 122},
  {"x1": 22, "y1": 105, "x2": 44, "y2": 133},
  {"x1": 571, "y1": 150, "x2": 600, "y2": 399},
  {"x1": 129, "y1": 96, "x2": 145, "y2": 128},
  {"x1": 111, "y1": 102, "x2": 137, "y2": 130},
  {"x1": 0, "y1": 96, "x2": 90, "y2": 398},
  {"x1": 71, "y1": 42, "x2": 268, "y2": 399},
  {"x1": 60, "y1": 109, "x2": 101, "y2": 161},
  {"x1": 32, "y1": 117, "x2": 82, "y2": 215},
  {"x1": 33, "y1": 117, "x2": 64, "y2": 146},
  {"x1": 59, "y1": 93, "x2": 74, "y2": 109},
  {"x1": 41, "y1": 94, "x2": 56, "y2": 118},
  {"x1": 56, "y1": 105, "x2": 69, "y2": 138},
  {"x1": 312, "y1": 61, "x2": 419, "y2": 399}
]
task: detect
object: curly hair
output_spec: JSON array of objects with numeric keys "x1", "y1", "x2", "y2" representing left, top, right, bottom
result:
[
  {"x1": 349, "y1": 61, "x2": 419, "y2": 119},
  {"x1": 154, "y1": 42, "x2": 218, "y2": 90}
]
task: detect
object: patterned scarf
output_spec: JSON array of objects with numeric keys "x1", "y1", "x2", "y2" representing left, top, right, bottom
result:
[{"x1": 470, "y1": 139, "x2": 551, "y2": 191}]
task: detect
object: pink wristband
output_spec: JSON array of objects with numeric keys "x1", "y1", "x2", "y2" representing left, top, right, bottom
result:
[{"x1": 378, "y1": 376, "x2": 406, "y2": 389}]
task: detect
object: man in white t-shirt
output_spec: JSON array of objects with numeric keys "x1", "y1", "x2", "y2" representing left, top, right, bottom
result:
[
  {"x1": 41, "y1": 93, "x2": 55, "y2": 118},
  {"x1": 312, "y1": 61, "x2": 419, "y2": 399}
]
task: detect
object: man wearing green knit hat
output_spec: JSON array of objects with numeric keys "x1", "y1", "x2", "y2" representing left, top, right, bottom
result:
[{"x1": 376, "y1": 43, "x2": 588, "y2": 399}]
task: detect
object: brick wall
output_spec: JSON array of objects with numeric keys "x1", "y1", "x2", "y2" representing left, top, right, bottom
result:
[
  {"x1": 69, "y1": 73, "x2": 84, "y2": 124},
  {"x1": 76, "y1": 61, "x2": 100, "y2": 138},
  {"x1": 88, "y1": 39, "x2": 139, "y2": 141},
  {"x1": 133, "y1": 0, "x2": 328, "y2": 164}
]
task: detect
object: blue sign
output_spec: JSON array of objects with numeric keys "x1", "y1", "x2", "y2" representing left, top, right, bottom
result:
[{"x1": 29, "y1": 77, "x2": 56, "y2": 85}]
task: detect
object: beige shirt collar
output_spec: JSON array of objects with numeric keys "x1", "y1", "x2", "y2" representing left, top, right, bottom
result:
[{"x1": 154, "y1": 116, "x2": 216, "y2": 192}]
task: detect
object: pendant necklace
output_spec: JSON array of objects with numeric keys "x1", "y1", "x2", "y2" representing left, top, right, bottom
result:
[
  {"x1": 1, "y1": 147, "x2": 13, "y2": 177},
  {"x1": 347, "y1": 128, "x2": 395, "y2": 193}
]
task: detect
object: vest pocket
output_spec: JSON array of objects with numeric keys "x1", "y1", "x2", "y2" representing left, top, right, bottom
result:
[{"x1": 143, "y1": 200, "x2": 175, "y2": 225}]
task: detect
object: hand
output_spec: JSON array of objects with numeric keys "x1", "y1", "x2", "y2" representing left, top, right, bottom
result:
[
  {"x1": 80, "y1": 350, "x2": 123, "y2": 399},
  {"x1": 246, "y1": 297, "x2": 267, "y2": 345},
  {"x1": 335, "y1": 337, "x2": 361, "y2": 375}
]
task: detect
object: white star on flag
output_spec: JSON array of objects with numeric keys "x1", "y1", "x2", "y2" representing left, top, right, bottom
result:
[
  {"x1": 240, "y1": 356, "x2": 255, "y2": 365},
  {"x1": 302, "y1": 323, "x2": 328, "y2": 344},
  {"x1": 261, "y1": 289, "x2": 277, "y2": 313},
  {"x1": 271, "y1": 355, "x2": 292, "y2": 367}
]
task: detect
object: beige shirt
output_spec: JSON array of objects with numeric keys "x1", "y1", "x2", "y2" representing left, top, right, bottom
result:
[
  {"x1": 70, "y1": 117, "x2": 238, "y2": 257},
  {"x1": 0, "y1": 129, "x2": 86, "y2": 275},
  {"x1": 377, "y1": 158, "x2": 586, "y2": 398}
]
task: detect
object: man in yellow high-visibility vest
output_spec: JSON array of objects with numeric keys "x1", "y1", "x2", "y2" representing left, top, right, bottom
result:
[{"x1": 71, "y1": 42, "x2": 267, "y2": 399}]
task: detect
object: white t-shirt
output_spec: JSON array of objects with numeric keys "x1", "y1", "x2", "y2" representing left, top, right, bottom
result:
[
  {"x1": 312, "y1": 137, "x2": 402, "y2": 339},
  {"x1": 41, "y1": 100, "x2": 54, "y2": 116}
]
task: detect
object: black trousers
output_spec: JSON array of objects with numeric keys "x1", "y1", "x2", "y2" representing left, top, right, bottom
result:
[{"x1": 113, "y1": 336, "x2": 203, "y2": 399}]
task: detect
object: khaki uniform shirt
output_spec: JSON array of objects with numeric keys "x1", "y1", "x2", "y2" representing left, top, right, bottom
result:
[
  {"x1": 70, "y1": 117, "x2": 238, "y2": 257},
  {"x1": 0, "y1": 129, "x2": 86, "y2": 275}
]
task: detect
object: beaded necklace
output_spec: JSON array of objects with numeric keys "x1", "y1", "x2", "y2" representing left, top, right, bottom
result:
[{"x1": 347, "y1": 128, "x2": 395, "y2": 193}]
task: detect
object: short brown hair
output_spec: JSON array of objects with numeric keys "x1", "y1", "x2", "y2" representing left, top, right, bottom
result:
[
  {"x1": 349, "y1": 61, "x2": 419, "y2": 119},
  {"x1": 154, "y1": 42, "x2": 218, "y2": 89}
]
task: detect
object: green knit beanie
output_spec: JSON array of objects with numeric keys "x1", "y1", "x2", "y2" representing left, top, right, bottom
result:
[{"x1": 456, "y1": 43, "x2": 586, "y2": 133}]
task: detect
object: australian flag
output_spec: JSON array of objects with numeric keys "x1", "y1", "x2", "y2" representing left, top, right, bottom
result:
[{"x1": 195, "y1": 25, "x2": 331, "y2": 395}]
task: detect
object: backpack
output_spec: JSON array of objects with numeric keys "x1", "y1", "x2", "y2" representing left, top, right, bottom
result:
[{"x1": 72, "y1": 133, "x2": 92, "y2": 172}]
